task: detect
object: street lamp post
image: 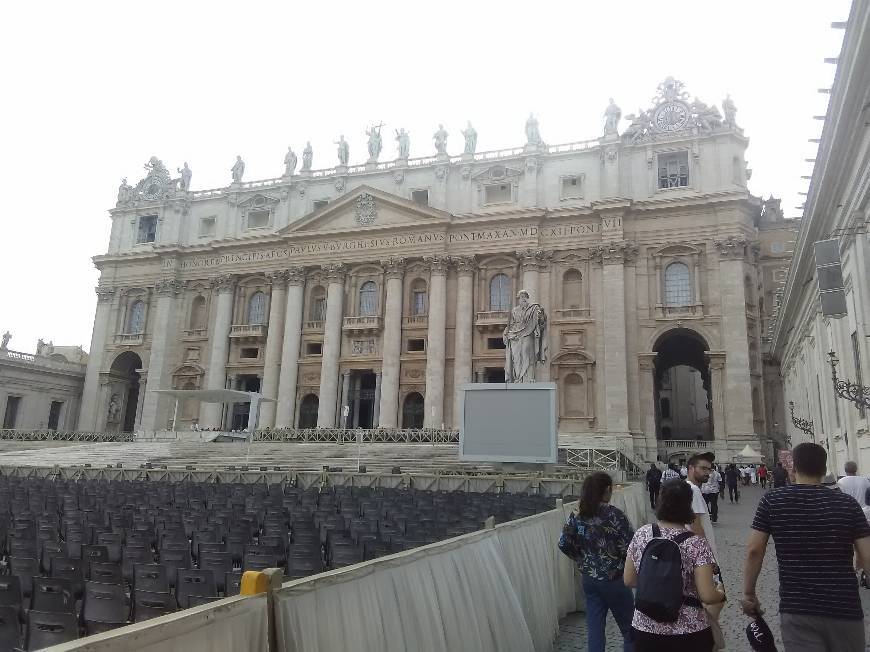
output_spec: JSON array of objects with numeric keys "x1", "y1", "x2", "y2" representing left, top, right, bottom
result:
[
  {"x1": 789, "y1": 401, "x2": 815, "y2": 442},
  {"x1": 828, "y1": 350, "x2": 870, "y2": 410}
]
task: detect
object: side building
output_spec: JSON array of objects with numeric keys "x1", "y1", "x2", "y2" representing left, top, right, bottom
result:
[
  {"x1": 78, "y1": 79, "x2": 788, "y2": 465},
  {"x1": 770, "y1": 0, "x2": 870, "y2": 473}
]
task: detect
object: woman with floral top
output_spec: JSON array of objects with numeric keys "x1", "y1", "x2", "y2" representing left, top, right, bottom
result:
[
  {"x1": 564, "y1": 472, "x2": 635, "y2": 652},
  {"x1": 623, "y1": 480, "x2": 725, "y2": 651}
]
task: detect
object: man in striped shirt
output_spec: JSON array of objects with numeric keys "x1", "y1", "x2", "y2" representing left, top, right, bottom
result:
[{"x1": 741, "y1": 443, "x2": 870, "y2": 651}]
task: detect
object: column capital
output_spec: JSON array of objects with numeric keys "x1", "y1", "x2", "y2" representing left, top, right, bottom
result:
[
  {"x1": 286, "y1": 265, "x2": 306, "y2": 286},
  {"x1": 321, "y1": 263, "x2": 346, "y2": 283},
  {"x1": 713, "y1": 235, "x2": 750, "y2": 260},
  {"x1": 424, "y1": 255, "x2": 450, "y2": 275},
  {"x1": 155, "y1": 278, "x2": 185, "y2": 297},
  {"x1": 591, "y1": 240, "x2": 638, "y2": 265},
  {"x1": 95, "y1": 286, "x2": 116, "y2": 302},
  {"x1": 211, "y1": 274, "x2": 237, "y2": 294},
  {"x1": 381, "y1": 256, "x2": 406, "y2": 279},
  {"x1": 266, "y1": 270, "x2": 289, "y2": 289},
  {"x1": 453, "y1": 255, "x2": 476, "y2": 276},
  {"x1": 515, "y1": 248, "x2": 551, "y2": 271},
  {"x1": 638, "y1": 353, "x2": 657, "y2": 371},
  {"x1": 706, "y1": 351, "x2": 727, "y2": 369}
]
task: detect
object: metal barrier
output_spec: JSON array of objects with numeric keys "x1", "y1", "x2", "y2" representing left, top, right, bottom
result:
[
  {"x1": 253, "y1": 427, "x2": 460, "y2": 444},
  {"x1": 0, "y1": 429, "x2": 135, "y2": 442}
]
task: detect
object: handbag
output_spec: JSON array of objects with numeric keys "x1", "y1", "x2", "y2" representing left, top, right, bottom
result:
[{"x1": 558, "y1": 512, "x2": 586, "y2": 562}]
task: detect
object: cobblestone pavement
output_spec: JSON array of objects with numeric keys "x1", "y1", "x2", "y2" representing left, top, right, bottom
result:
[{"x1": 554, "y1": 483, "x2": 870, "y2": 651}]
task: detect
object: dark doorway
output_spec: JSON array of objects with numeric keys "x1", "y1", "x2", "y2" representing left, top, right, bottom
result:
[
  {"x1": 347, "y1": 371, "x2": 377, "y2": 429},
  {"x1": 402, "y1": 392, "x2": 425, "y2": 428},
  {"x1": 485, "y1": 367, "x2": 506, "y2": 383},
  {"x1": 231, "y1": 375, "x2": 261, "y2": 430},
  {"x1": 47, "y1": 401, "x2": 63, "y2": 431},
  {"x1": 109, "y1": 351, "x2": 143, "y2": 433},
  {"x1": 298, "y1": 394, "x2": 319, "y2": 428},
  {"x1": 653, "y1": 329, "x2": 712, "y2": 442}
]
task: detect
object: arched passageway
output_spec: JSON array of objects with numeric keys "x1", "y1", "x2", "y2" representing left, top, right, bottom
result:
[
  {"x1": 653, "y1": 329, "x2": 712, "y2": 443},
  {"x1": 108, "y1": 351, "x2": 143, "y2": 432}
]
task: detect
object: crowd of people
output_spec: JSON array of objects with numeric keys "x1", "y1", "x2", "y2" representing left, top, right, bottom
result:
[{"x1": 561, "y1": 443, "x2": 870, "y2": 651}]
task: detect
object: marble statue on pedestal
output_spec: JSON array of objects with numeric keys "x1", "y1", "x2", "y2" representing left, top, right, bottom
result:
[
  {"x1": 178, "y1": 162, "x2": 192, "y2": 191},
  {"x1": 0, "y1": 331, "x2": 10, "y2": 351},
  {"x1": 722, "y1": 94, "x2": 738, "y2": 128},
  {"x1": 525, "y1": 113, "x2": 542, "y2": 146},
  {"x1": 107, "y1": 394, "x2": 120, "y2": 423},
  {"x1": 284, "y1": 147, "x2": 297, "y2": 176},
  {"x1": 117, "y1": 178, "x2": 133, "y2": 204},
  {"x1": 302, "y1": 142, "x2": 313, "y2": 171},
  {"x1": 335, "y1": 135, "x2": 349, "y2": 166},
  {"x1": 462, "y1": 122, "x2": 477, "y2": 154},
  {"x1": 433, "y1": 124, "x2": 448, "y2": 155},
  {"x1": 366, "y1": 124, "x2": 384, "y2": 162},
  {"x1": 503, "y1": 290, "x2": 548, "y2": 383},
  {"x1": 395, "y1": 128, "x2": 410, "y2": 160},
  {"x1": 231, "y1": 156, "x2": 245, "y2": 183},
  {"x1": 604, "y1": 98, "x2": 621, "y2": 136}
]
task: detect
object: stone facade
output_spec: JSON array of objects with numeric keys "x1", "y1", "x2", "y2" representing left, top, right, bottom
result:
[{"x1": 79, "y1": 79, "x2": 789, "y2": 464}]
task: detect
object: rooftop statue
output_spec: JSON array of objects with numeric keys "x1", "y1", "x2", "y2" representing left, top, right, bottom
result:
[
  {"x1": 461, "y1": 121, "x2": 477, "y2": 155},
  {"x1": 603, "y1": 98, "x2": 621, "y2": 136},
  {"x1": 654, "y1": 76, "x2": 689, "y2": 103},
  {"x1": 691, "y1": 98, "x2": 722, "y2": 131},
  {"x1": 134, "y1": 157, "x2": 172, "y2": 201},
  {"x1": 177, "y1": 162, "x2": 192, "y2": 191},
  {"x1": 117, "y1": 178, "x2": 133, "y2": 204},
  {"x1": 231, "y1": 155, "x2": 245, "y2": 183},
  {"x1": 0, "y1": 331, "x2": 10, "y2": 351},
  {"x1": 395, "y1": 128, "x2": 410, "y2": 160},
  {"x1": 433, "y1": 124, "x2": 448, "y2": 156},
  {"x1": 722, "y1": 94, "x2": 738, "y2": 128},
  {"x1": 284, "y1": 146, "x2": 297, "y2": 176},
  {"x1": 335, "y1": 135, "x2": 349, "y2": 166},
  {"x1": 366, "y1": 123, "x2": 384, "y2": 162},
  {"x1": 525, "y1": 113, "x2": 542, "y2": 146},
  {"x1": 503, "y1": 290, "x2": 548, "y2": 383},
  {"x1": 302, "y1": 141, "x2": 313, "y2": 171}
]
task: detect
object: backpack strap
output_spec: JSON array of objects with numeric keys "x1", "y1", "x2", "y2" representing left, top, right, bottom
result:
[
  {"x1": 651, "y1": 523, "x2": 662, "y2": 538},
  {"x1": 673, "y1": 531, "x2": 696, "y2": 545}
]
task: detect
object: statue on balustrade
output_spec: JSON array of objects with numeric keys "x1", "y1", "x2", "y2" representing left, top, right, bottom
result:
[
  {"x1": 284, "y1": 146, "x2": 297, "y2": 176},
  {"x1": 503, "y1": 290, "x2": 548, "y2": 383},
  {"x1": 231, "y1": 155, "x2": 245, "y2": 183},
  {"x1": 395, "y1": 128, "x2": 410, "y2": 160},
  {"x1": 603, "y1": 98, "x2": 621, "y2": 136},
  {"x1": 433, "y1": 124, "x2": 448, "y2": 155},
  {"x1": 366, "y1": 123, "x2": 384, "y2": 161},
  {"x1": 335, "y1": 135, "x2": 349, "y2": 166},
  {"x1": 462, "y1": 121, "x2": 477, "y2": 155},
  {"x1": 525, "y1": 113, "x2": 542, "y2": 146},
  {"x1": 117, "y1": 178, "x2": 133, "y2": 204},
  {"x1": 177, "y1": 162, "x2": 192, "y2": 191},
  {"x1": 722, "y1": 94, "x2": 738, "y2": 128},
  {"x1": 0, "y1": 331, "x2": 10, "y2": 351},
  {"x1": 302, "y1": 141, "x2": 313, "y2": 171}
]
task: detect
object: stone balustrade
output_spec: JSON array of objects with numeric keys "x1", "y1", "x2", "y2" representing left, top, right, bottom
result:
[
  {"x1": 342, "y1": 315, "x2": 383, "y2": 333},
  {"x1": 114, "y1": 333, "x2": 144, "y2": 346},
  {"x1": 229, "y1": 324, "x2": 267, "y2": 338},
  {"x1": 474, "y1": 311, "x2": 509, "y2": 331}
]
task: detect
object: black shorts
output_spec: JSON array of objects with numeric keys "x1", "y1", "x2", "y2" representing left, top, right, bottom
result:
[{"x1": 631, "y1": 627, "x2": 714, "y2": 652}]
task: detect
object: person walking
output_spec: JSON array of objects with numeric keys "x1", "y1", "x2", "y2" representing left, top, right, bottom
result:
[
  {"x1": 757, "y1": 463, "x2": 768, "y2": 489},
  {"x1": 771, "y1": 461, "x2": 789, "y2": 488},
  {"x1": 724, "y1": 464, "x2": 740, "y2": 503},
  {"x1": 646, "y1": 463, "x2": 662, "y2": 510},
  {"x1": 741, "y1": 443, "x2": 870, "y2": 652},
  {"x1": 701, "y1": 464, "x2": 722, "y2": 524},
  {"x1": 662, "y1": 464, "x2": 680, "y2": 482},
  {"x1": 559, "y1": 472, "x2": 635, "y2": 652},
  {"x1": 685, "y1": 454, "x2": 716, "y2": 554},
  {"x1": 623, "y1": 480, "x2": 725, "y2": 651},
  {"x1": 837, "y1": 461, "x2": 870, "y2": 506}
]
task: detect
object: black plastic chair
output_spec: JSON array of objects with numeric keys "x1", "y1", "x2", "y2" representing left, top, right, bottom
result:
[
  {"x1": 122, "y1": 545, "x2": 153, "y2": 581},
  {"x1": 82, "y1": 581, "x2": 128, "y2": 633},
  {"x1": 199, "y1": 552, "x2": 232, "y2": 592},
  {"x1": 26, "y1": 610, "x2": 79, "y2": 650},
  {"x1": 133, "y1": 563, "x2": 169, "y2": 594},
  {"x1": 159, "y1": 549, "x2": 191, "y2": 589},
  {"x1": 40, "y1": 541, "x2": 67, "y2": 574},
  {"x1": 30, "y1": 577, "x2": 75, "y2": 614},
  {"x1": 133, "y1": 589, "x2": 174, "y2": 622},
  {"x1": 0, "y1": 604, "x2": 20, "y2": 650},
  {"x1": 188, "y1": 595, "x2": 221, "y2": 607},
  {"x1": 0, "y1": 576, "x2": 22, "y2": 609},
  {"x1": 50, "y1": 557, "x2": 84, "y2": 599},
  {"x1": 81, "y1": 544, "x2": 110, "y2": 567},
  {"x1": 175, "y1": 569, "x2": 216, "y2": 609},
  {"x1": 89, "y1": 561, "x2": 123, "y2": 586},
  {"x1": 224, "y1": 571, "x2": 243, "y2": 596},
  {"x1": 243, "y1": 552, "x2": 278, "y2": 573}
]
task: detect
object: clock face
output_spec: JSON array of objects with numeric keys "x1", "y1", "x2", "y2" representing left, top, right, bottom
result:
[
  {"x1": 143, "y1": 181, "x2": 162, "y2": 200},
  {"x1": 654, "y1": 102, "x2": 689, "y2": 132}
]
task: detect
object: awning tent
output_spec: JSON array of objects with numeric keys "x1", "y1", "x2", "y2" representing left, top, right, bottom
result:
[
  {"x1": 152, "y1": 390, "x2": 275, "y2": 433},
  {"x1": 734, "y1": 444, "x2": 764, "y2": 463}
]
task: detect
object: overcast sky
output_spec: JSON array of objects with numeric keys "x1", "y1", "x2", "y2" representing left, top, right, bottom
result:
[{"x1": 0, "y1": 0, "x2": 851, "y2": 354}]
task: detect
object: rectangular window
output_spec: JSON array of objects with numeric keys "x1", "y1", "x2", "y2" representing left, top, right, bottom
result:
[
  {"x1": 247, "y1": 209, "x2": 270, "y2": 229},
  {"x1": 411, "y1": 189, "x2": 429, "y2": 206},
  {"x1": 407, "y1": 339, "x2": 425, "y2": 352},
  {"x1": 657, "y1": 152, "x2": 689, "y2": 189},
  {"x1": 484, "y1": 183, "x2": 512, "y2": 205},
  {"x1": 412, "y1": 290, "x2": 427, "y2": 315},
  {"x1": 770, "y1": 241, "x2": 785, "y2": 254},
  {"x1": 306, "y1": 342, "x2": 323, "y2": 356},
  {"x1": 853, "y1": 332, "x2": 865, "y2": 418},
  {"x1": 487, "y1": 337, "x2": 506, "y2": 350},
  {"x1": 313, "y1": 199, "x2": 329, "y2": 211},
  {"x1": 47, "y1": 401, "x2": 63, "y2": 431},
  {"x1": 560, "y1": 176, "x2": 583, "y2": 200},
  {"x1": 199, "y1": 216, "x2": 216, "y2": 237},
  {"x1": 240, "y1": 347, "x2": 259, "y2": 359},
  {"x1": 2, "y1": 396, "x2": 21, "y2": 429},
  {"x1": 137, "y1": 215, "x2": 158, "y2": 243}
]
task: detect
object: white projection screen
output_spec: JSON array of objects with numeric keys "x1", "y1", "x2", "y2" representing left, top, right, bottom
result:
[{"x1": 458, "y1": 383, "x2": 557, "y2": 463}]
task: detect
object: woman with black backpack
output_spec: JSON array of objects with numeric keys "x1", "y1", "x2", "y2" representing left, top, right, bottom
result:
[
  {"x1": 623, "y1": 480, "x2": 725, "y2": 651},
  {"x1": 559, "y1": 472, "x2": 635, "y2": 652}
]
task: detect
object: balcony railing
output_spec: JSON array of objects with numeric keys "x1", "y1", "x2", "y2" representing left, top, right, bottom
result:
[
  {"x1": 303, "y1": 320, "x2": 324, "y2": 333},
  {"x1": 658, "y1": 439, "x2": 711, "y2": 452},
  {"x1": 114, "y1": 333, "x2": 144, "y2": 346},
  {"x1": 182, "y1": 328, "x2": 208, "y2": 340},
  {"x1": 475, "y1": 311, "x2": 509, "y2": 331},
  {"x1": 402, "y1": 315, "x2": 428, "y2": 328},
  {"x1": 229, "y1": 324, "x2": 267, "y2": 338},
  {"x1": 343, "y1": 315, "x2": 383, "y2": 333},
  {"x1": 656, "y1": 303, "x2": 704, "y2": 319}
]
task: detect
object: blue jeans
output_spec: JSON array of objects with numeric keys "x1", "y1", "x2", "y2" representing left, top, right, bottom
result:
[{"x1": 582, "y1": 574, "x2": 635, "y2": 652}]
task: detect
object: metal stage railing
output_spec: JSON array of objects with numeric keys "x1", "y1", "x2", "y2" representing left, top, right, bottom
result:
[{"x1": 0, "y1": 429, "x2": 135, "y2": 443}]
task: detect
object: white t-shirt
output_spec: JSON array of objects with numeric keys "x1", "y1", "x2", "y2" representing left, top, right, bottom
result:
[
  {"x1": 686, "y1": 479, "x2": 717, "y2": 558},
  {"x1": 837, "y1": 475, "x2": 870, "y2": 507},
  {"x1": 701, "y1": 470, "x2": 722, "y2": 494}
]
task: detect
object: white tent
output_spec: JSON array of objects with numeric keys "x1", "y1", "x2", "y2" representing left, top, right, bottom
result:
[
  {"x1": 152, "y1": 389, "x2": 275, "y2": 433},
  {"x1": 735, "y1": 444, "x2": 764, "y2": 462}
]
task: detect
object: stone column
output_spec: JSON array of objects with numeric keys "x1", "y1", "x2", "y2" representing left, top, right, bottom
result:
[
  {"x1": 202, "y1": 275, "x2": 236, "y2": 429},
  {"x1": 340, "y1": 370, "x2": 352, "y2": 428},
  {"x1": 139, "y1": 279, "x2": 185, "y2": 431},
  {"x1": 714, "y1": 237, "x2": 755, "y2": 444},
  {"x1": 373, "y1": 371, "x2": 382, "y2": 427},
  {"x1": 452, "y1": 256, "x2": 475, "y2": 428},
  {"x1": 517, "y1": 249, "x2": 544, "y2": 300},
  {"x1": 378, "y1": 257, "x2": 405, "y2": 428},
  {"x1": 317, "y1": 264, "x2": 346, "y2": 427},
  {"x1": 258, "y1": 271, "x2": 289, "y2": 427},
  {"x1": 707, "y1": 354, "x2": 727, "y2": 446},
  {"x1": 79, "y1": 286, "x2": 116, "y2": 431},
  {"x1": 275, "y1": 267, "x2": 306, "y2": 428},
  {"x1": 424, "y1": 256, "x2": 449, "y2": 428},
  {"x1": 639, "y1": 354, "x2": 658, "y2": 461}
]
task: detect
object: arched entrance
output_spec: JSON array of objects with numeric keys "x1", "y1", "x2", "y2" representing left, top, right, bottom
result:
[
  {"x1": 402, "y1": 392, "x2": 424, "y2": 428},
  {"x1": 653, "y1": 329, "x2": 712, "y2": 446},
  {"x1": 298, "y1": 394, "x2": 319, "y2": 429},
  {"x1": 108, "y1": 351, "x2": 142, "y2": 433}
]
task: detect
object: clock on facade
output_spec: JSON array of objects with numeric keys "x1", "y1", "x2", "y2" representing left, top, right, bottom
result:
[{"x1": 654, "y1": 102, "x2": 690, "y2": 132}]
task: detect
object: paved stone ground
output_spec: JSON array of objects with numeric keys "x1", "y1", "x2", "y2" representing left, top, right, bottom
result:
[{"x1": 554, "y1": 484, "x2": 870, "y2": 651}]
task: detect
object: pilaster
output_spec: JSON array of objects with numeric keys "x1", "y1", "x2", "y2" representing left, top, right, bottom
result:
[
  {"x1": 452, "y1": 256, "x2": 476, "y2": 427},
  {"x1": 378, "y1": 257, "x2": 405, "y2": 428},
  {"x1": 259, "y1": 270, "x2": 289, "y2": 427},
  {"x1": 202, "y1": 274, "x2": 236, "y2": 428},
  {"x1": 78, "y1": 286, "x2": 116, "y2": 431},
  {"x1": 275, "y1": 266, "x2": 306, "y2": 428},
  {"x1": 317, "y1": 263, "x2": 346, "y2": 427},
  {"x1": 424, "y1": 255, "x2": 449, "y2": 428}
]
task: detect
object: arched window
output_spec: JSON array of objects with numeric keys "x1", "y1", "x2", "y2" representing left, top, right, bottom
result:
[
  {"x1": 563, "y1": 373, "x2": 586, "y2": 417},
  {"x1": 248, "y1": 292, "x2": 267, "y2": 325},
  {"x1": 402, "y1": 392, "x2": 425, "y2": 428},
  {"x1": 309, "y1": 286, "x2": 327, "y2": 321},
  {"x1": 562, "y1": 269, "x2": 582, "y2": 309},
  {"x1": 298, "y1": 394, "x2": 319, "y2": 428},
  {"x1": 660, "y1": 397, "x2": 671, "y2": 419},
  {"x1": 127, "y1": 300, "x2": 145, "y2": 334},
  {"x1": 189, "y1": 296, "x2": 207, "y2": 330},
  {"x1": 411, "y1": 279, "x2": 428, "y2": 316},
  {"x1": 489, "y1": 273, "x2": 511, "y2": 311},
  {"x1": 359, "y1": 281, "x2": 377, "y2": 316},
  {"x1": 663, "y1": 262, "x2": 691, "y2": 306}
]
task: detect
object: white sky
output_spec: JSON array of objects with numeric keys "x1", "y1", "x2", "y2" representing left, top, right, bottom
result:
[{"x1": 0, "y1": 0, "x2": 851, "y2": 354}]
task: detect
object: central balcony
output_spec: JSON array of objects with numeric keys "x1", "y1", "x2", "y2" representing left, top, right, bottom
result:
[
  {"x1": 475, "y1": 310, "x2": 509, "y2": 332},
  {"x1": 402, "y1": 315, "x2": 428, "y2": 329},
  {"x1": 342, "y1": 315, "x2": 383, "y2": 334},
  {"x1": 114, "y1": 333, "x2": 144, "y2": 346},
  {"x1": 229, "y1": 324, "x2": 267, "y2": 339}
]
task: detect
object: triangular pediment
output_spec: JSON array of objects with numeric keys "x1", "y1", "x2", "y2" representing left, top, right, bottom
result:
[{"x1": 279, "y1": 185, "x2": 451, "y2": 235}]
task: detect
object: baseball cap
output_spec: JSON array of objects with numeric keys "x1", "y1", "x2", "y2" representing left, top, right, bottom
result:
[
  {"x1": 745, "y1": 615, "x2": 777, "y2": 651},
  {"x1": 698, "y1": 451, "x2": 715, "y2": 463}
]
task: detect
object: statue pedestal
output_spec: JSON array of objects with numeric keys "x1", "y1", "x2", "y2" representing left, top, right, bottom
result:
[
  {"x1": 365, "y1": 160, "x2": 378, "y2": 171},
  {"x1": 461, "y1": 153, "x2": 474, "y2": 163},
  {"x1": 335, "y1": 165, "x2": 348, "y2": 175},
  {"x1": 436, "y1": 153, "x2": 450, "y2": 163}
]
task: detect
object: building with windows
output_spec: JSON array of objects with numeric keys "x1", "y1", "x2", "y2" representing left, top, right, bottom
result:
[
  {"x1": 78, "y1": 78, "x2": 791, "y2": 464},
  {"x1": 771, "y1": 1, "x2": 870, "y2": 472}
]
